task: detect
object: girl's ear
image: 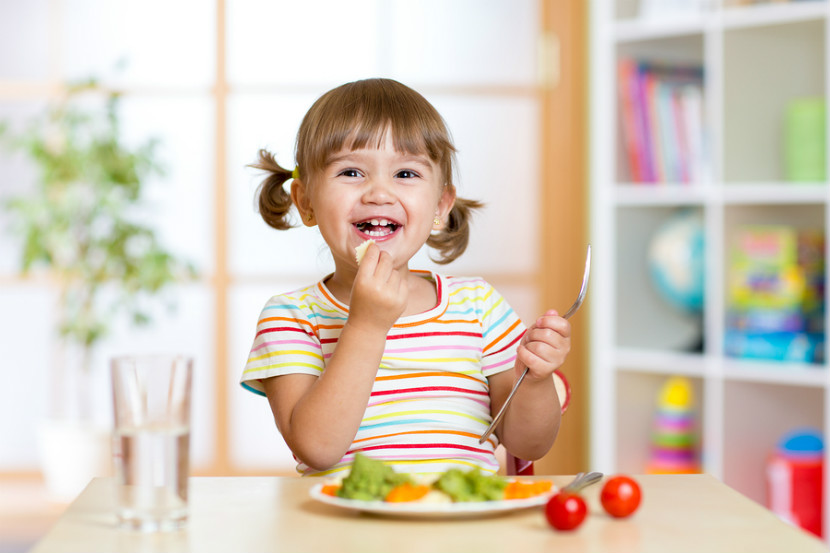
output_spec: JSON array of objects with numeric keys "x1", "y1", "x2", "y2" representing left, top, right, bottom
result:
[
  {"x1": 436, "y1": 184, "x2": 456, "y2": 223},
  {"x1": 290, "y1": 179, "x2": 316, "y2": 227}
]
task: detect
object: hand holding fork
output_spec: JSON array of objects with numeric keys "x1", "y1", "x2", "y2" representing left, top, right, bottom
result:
[{"x1": 479, "y1": 245, "x2": 591, "y2": 444}]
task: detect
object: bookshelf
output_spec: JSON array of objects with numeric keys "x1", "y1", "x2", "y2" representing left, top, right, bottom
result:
[{"x1": 589, "y1": 0, "x2": 830, "y2": 538}]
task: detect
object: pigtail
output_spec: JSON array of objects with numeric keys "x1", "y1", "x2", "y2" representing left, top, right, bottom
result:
[
  {"x1": 427, "y1": 196, "x2": 485, "y2": 264},
  {"x1": 250, "y1": 149, "x2": 296, "y2": 230}
]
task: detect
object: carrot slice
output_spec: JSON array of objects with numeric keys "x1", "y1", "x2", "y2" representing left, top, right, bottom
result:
[
  {"x1": 385, "y1": 483, "x2": 431, "y2": 503},
  {"x1": 504, "y1": 480, "x2": 553, "y2": 500},
  {"x1": 321, "y1": 484, "x2": 341, "y2": 497}
]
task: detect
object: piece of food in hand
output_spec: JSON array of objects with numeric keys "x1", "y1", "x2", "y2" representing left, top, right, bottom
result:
[
  {"x1": 354, "y1": 239, "x2": 376, "y2": 265},
  {"x1": 337, "y1": 453, "x2": 411, "y2": 501},
  {"x1": 600, "y1": 475, "x2": 642, "y2": 518},
  {"x1": 545, "y1": 492, "x2": 587, "y2": 531}
]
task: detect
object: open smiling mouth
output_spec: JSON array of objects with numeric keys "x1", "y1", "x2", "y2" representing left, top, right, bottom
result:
[{"x1": 355, "y1": 218, "x2": 400, "y2": 238}]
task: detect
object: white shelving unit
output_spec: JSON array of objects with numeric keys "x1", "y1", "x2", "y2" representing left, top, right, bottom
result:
[{"x1": 589, "y1": 0, "x2": 830, "y2": 538}]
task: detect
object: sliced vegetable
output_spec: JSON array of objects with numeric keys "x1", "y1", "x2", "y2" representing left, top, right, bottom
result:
[
  {"x1": 320, "y1": 484, "x2": 340, "y2": 497},
  {"x1": 503, "y1": 479, "x2": 553, "y2": 500},
  {"x1": 385, "y1": 483, "x2": 431, "y2": 503}
]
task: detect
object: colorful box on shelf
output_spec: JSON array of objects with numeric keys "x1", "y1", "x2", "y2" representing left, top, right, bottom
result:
[
  {"x1": 724, "y1": 330, "x2": 823, "y2": 364},
  {"x1": 725, "y1": 226, "x2": 825, "y2": 364}
]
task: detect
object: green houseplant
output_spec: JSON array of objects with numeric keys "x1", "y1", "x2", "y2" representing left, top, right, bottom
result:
[{"x1": 0, "y1": 80, "x2": 194, "y2": 498}]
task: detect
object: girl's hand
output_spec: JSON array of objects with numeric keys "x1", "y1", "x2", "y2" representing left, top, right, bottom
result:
[
  {"x1": 348, "y1": 243, "x2": 408, "y2": 333},
  {"x1": 516, "y1": 309, "x2": 571, "y2": 381}
]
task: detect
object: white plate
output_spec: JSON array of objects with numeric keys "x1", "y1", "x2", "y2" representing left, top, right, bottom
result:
[{"x1": 309, "y1": 483, "x2": 556, "y2": 519}]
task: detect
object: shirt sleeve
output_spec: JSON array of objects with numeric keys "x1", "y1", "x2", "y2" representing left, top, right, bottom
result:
[
  {"x1": 239, "y1": 292, "x2": 324, "y2": 397},
  {"x1": 479, "y1": 283, "x2": 526, "y2": 378}
]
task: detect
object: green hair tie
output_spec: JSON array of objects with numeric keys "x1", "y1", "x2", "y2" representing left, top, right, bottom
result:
[{"x1": 292, "y1": 166, "x2": 300, "y2": 180}]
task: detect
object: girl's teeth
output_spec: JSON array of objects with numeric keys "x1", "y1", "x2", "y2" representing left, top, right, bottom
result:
[
  {"x1": 365, "y1": 228, "x2": 391, "y2": 237},
  {"x1": 357, "y1": 218, "x2": 397, "y2": 236}
]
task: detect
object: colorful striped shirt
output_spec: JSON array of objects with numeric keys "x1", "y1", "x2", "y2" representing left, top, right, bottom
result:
[{"x1": 240, "y1": 271, "x2": 525, "y2": 477}]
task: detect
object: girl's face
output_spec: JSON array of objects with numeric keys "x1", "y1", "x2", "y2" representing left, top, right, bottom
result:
[{"x1": 296, "y1": 132, "x2": 455, "y2": 275}]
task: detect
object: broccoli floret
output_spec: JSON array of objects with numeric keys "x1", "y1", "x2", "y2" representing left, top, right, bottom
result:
[
  {"x1": 337, "y1": 453, "x2": 411, "y2": 501},
  {"x1": 433, "y1": 467, "x2": 507, "y2": 502}
]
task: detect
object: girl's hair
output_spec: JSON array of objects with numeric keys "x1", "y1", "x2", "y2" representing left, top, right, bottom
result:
[{"x1": 251, "y1": 78, "x2": 482, "y2": 265}]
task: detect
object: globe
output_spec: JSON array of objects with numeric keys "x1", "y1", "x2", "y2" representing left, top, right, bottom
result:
[{"x1": 648, "y1": 210, "x2": 705, "y2": 314}]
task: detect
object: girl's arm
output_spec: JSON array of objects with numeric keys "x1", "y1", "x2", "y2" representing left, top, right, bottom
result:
[
  {"x1": 263, "y1": 245, "x2": 407, "y2": 471},
  {"x1": 488, "y1": 310, "x2": 570, "y2": 460}
]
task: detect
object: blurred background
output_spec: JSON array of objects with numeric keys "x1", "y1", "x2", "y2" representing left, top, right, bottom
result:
[
  {"x1": 0, "y1": 1, "x2": 587, "y2": 549},
  {"x1": 6, "y1": 0, "x2": 830, "y2": 550}
]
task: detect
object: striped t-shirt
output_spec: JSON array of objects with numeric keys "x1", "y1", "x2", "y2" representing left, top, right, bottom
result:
[{"x1": 240, "y1": 270, "x2": 526, "y2": 477}]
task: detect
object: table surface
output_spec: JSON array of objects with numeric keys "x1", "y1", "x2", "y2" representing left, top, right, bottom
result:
[{"x1": 30, "y1": 474, "x2": 829, "y2": 553}]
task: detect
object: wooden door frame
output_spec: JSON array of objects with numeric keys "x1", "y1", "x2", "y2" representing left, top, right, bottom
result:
[{"x1": 535, "y1": 0, "x2": 589, "y2": 475}]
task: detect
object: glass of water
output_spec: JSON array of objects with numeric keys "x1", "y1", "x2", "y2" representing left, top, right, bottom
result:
[{"x1": 111, "y1": 355, "x2": 193, "y2": 531}]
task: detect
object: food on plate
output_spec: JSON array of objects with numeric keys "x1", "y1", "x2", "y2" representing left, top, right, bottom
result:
[
  {"x1": 385, "y1": 483, "x2": 431, "y2": 503},
  {"x1": 337, "y1": 452, "x2": 412, "y2": 501},
  {"x1": 600, "y1": 475, "x2": 642, "y2": 518},
  {"x1": 432, "y1": 468, "x2": 508, "y2": 502},
  {"x1": 545, "y1": 492, "x2": 587, "y2": 531},
  {"x1": 354, "y1": 239, "x2": 375, "y2": 264},
  {"x1": 320, "y1": 484, "x2": 340, "y2": 497},
  {"x1": 503, "y1": 479, "x2": 554, "y2": 500},
  {"x1": 329, "y1": 453, "x2": 553, "y2": 504}
]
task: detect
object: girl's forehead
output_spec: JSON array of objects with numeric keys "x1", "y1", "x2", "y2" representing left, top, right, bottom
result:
[
  {"x1": 329, "y1": 129, "x2": 431, "y2": 160},
  {"x1": 346, "y1": 125, "x2": 427, "y2": 151},
  {"x1": 326, "y1": 145, "x2": 433, "y2": 166}
]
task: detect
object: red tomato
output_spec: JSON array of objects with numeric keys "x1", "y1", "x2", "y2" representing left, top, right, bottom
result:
[
  {"x1": 600, "y1": 475, "x2": 642, "y2": 518},
  {"x1": 545, "y1": 492, "x2": 587, "y2": 531}
]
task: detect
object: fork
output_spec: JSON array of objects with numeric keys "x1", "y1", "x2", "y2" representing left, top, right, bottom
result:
[
  {"x1": 479, "y1": 245, "x2": 592, "y2": 444},
  {"x1": 561, "y1": 471, "x2": 603, "y2": 493}
]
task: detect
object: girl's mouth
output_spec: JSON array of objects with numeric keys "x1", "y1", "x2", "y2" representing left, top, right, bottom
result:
[{"x1": 354, "y1": 218, "x2": 400, "y2": 238}]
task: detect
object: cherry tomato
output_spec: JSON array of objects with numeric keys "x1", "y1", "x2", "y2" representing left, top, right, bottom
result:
[
  {"x1": 600, "y1": 475, "x2": 642, "y2": 518},
  {"x1": 545, "y1": 492, "x2": 587, "y2": 531}
]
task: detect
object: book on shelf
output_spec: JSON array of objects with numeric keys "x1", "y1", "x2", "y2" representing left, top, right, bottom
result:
[{"x1": 618, "y1": 58, "x2": 705, "y2": 185}]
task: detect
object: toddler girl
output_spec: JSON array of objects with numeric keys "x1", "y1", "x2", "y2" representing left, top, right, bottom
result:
[{"x1": 240, "y1": 78, "x2": 571, "y2": 477}]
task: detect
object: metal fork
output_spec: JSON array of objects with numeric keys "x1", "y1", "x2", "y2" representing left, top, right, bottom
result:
[
  {"x1": 479, "y1": 245, "x2": 592, "y2": 444},
  {"x1": 561, "y1": 471, "x2": 604, "y2": 493}
]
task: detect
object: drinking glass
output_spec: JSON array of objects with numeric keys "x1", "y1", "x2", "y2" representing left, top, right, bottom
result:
[{"x1": 111, "y1": 355, "x2": 193, "y2": 531}]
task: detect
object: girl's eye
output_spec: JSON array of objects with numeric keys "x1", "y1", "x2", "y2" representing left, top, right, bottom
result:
[
  {"x1": 338, "y1": 168, "x2": 362, "y2": 178},
  {"x1": 395, "y1": 170, "x2": 419, "y2": 179}
]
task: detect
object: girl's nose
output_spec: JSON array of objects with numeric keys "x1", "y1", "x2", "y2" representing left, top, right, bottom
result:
[{"x1": 361, "y1": 176, "x2": 396, "y2": 204}]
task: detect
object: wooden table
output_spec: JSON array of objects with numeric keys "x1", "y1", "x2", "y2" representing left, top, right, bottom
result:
[{"x1": 30, "y1": 474, "x2": 828, "y2": 553}]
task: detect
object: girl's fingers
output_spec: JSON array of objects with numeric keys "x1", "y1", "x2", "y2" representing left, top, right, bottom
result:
[
  {"x1": 523, "y1": 339, "x2": 567, "y2": 361},
  {"x1": 356, "y1": 242, "x2": 381, "y2": 273},
  {"x1": 524, "y1": 326, "x2": 570, "y2": 347},
  {"x1": 373, "y1": 249, "x2": 395, "y2": 281},
  {"x1": 359, "y1": 244, "x2": 394, "y2": 282},
  {"x1": 529, "y1": 315, "x2": 571, "y2": 338},
  {"x1": 517, "y1": 343, "x2": 567, "y2": 377}
]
